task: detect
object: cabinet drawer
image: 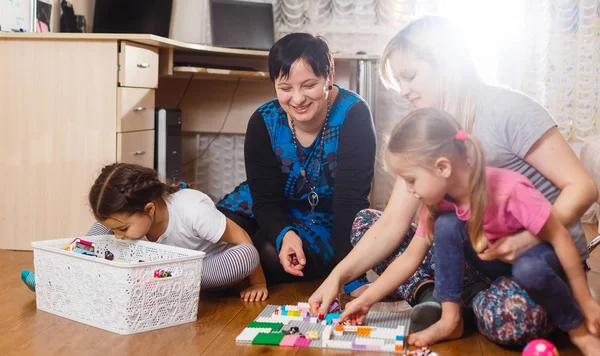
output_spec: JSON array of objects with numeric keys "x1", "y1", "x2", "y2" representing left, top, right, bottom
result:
[
  {"x1": 117, "y1": 88, "x2": 155, "y2": 132},
  {"x1": 119, "y1": 41, "x2": 159, "y2": 88},
  {"x1": 117, "y1": 130, "x2": 155, "y2": 168}
]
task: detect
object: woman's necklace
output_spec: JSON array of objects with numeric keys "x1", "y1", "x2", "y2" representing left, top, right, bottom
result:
[{"x1": 289, "y1": 99, "x2": 331, "y2": 225}]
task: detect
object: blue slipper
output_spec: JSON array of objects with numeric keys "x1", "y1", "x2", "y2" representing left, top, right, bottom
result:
[{"x1": 21, "y1": 270, "x2": 36, "y2": 292}]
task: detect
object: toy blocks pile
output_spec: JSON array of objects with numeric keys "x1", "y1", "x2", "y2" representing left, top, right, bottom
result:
[{"x1": 235, "y1": 303, "x2": 410, "y2": 353}]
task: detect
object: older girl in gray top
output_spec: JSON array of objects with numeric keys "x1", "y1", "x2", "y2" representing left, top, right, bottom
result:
[{"x1": 309, "y1": 16, "x2": 597, "y2": 347}]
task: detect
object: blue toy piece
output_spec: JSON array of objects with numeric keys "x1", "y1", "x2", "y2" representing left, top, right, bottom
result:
[
  {"x1": 73, "y1": 247, "x2": 95, "y2": 256},
  {"x1": 325, "y1": 312, "x2": 341, "y2": 325},
  {"x1": 21, "y1": 270, "x2": 36, "y2": 292}
]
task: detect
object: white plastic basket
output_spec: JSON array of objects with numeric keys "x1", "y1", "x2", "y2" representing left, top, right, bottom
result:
[{"x1": 31, "y1": 235, "x2": 205, "y2": 335}]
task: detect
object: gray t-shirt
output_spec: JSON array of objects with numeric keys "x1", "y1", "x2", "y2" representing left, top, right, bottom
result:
[{"x1": 473, "y1": 85, "x2": 588, "y2": 260}]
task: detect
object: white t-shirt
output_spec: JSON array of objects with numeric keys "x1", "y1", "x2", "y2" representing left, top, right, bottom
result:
[{"x1": 155, "y1": 189, "x2": 228, "y2": 255}]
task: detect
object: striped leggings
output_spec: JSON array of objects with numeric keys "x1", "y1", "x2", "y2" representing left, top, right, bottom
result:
[{"x1": 86, "y1": 222, "x2": 259, "y2": 290}]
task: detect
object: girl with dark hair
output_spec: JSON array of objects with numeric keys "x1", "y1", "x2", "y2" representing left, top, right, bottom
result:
[{"x1": 86, "y1": 163, "x2": 268, "y2": 301}]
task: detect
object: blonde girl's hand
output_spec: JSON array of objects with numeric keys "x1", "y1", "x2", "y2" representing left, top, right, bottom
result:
[
  {"x1": 240, "y1": 283, "x2": 269, "y2": 302},
  {"x1": 308, "y1": 276, "x2": 343, "y2": 318},
  {"x1": 339, "y1": 296, "x2": 372, "y2": 326}
]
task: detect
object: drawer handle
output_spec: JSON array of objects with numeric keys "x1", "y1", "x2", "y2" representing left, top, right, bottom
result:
[
  {"x1": 137, "y1": 63, "x2": 150, "y2": 69},
  {"x1": 133, "y1": 151, "x2": 146, "y2": 156},
  {"x1": 133, "y1": 106, "x2": 146, "y2": 112}
]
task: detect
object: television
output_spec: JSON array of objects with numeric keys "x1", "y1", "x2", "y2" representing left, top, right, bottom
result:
[
  {"x1": 210, "y1": 0, "x2": 275, "y2": 50},
  {"x1": 93, "y1": 0, "x2": 173, "y2": 38}
]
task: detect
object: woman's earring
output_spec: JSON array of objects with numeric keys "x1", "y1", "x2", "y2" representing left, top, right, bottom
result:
[{"x1": 328, "y1": 85, "x2": 333, "y2": 91}]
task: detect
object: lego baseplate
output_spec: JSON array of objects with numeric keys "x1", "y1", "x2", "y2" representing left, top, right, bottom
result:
[{"x1": 235, "y1": 303, "x2": 412, "y2": 353}]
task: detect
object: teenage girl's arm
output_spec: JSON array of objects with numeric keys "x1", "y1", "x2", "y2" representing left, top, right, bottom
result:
[
  {"x1": 339, "y1": 236, "x2": 431, "y2": 324},
  {"x1": 539, "y1": 213, "x2": 600, "y2": 334},
  {"x1": 220, "y1": 217, "x2": 268, "y2": 302},
  {"x1": 308, "y1": 177, "x2": 420, "y2": 315}
]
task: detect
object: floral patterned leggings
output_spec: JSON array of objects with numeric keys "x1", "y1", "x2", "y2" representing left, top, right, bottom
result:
[{"x1": 351, "y1": 209, "x2": 555, "y2": 346}]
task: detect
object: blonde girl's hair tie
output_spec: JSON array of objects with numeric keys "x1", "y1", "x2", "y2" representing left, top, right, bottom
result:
[{"x1": 455, "y1": 130, "x2": 469, "y2": 141}]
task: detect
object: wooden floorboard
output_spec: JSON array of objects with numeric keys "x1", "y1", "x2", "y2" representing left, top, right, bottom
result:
[{"x1": 1, "y1": 224, "x2": 599, "y2": 355}]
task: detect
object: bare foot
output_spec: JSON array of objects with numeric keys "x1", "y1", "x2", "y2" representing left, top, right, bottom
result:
[
  {"x1": 350, "y1": 284, "x2": 370, "y2": 298},
  {"x1": 408, "y1": 316, "x2": 464, "y2": 347},
  {"x1": 570, "y1": 325, "x2": 600, "y2": 356}
]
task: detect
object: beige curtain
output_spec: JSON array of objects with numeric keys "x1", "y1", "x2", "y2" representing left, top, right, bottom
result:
[{"x1": 506, "y1": 0, "x2": 599, "y2": 141}]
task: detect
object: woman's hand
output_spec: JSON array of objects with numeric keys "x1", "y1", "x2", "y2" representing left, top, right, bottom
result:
[
  {"x1": 240, "y1": 283, "x2": 269, "y2": 302},
  {"x1": 339, "y1": 296, "x2": 373, "y2": 325},
  {"x1": 308, "y1": 276, "x2": 343, "y2": 317},
  {"x1": 581, "y1": 299, "x2": 600, "y2": 336},
  {"x1": 279, "y1": 231, "x2": 306, "y2": 276},
  {"x1": 478, "y1": 230, "x2": 542, "y2": 263}
]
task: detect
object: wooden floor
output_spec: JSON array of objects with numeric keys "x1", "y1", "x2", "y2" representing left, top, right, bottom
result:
[{"x1": 2, "y1": 224, "x2": 598, "y2": 355}]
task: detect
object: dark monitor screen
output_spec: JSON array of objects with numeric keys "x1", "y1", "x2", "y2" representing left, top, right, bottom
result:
[
  {"x1": 210, "y1": 0, "x2": 275, "y2": 51},
  {"x1": 93, "y1": 0, "x2": 173, "y2": 38}
]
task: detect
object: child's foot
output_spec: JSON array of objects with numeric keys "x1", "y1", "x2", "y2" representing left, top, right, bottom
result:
[
  {"x1": 570, "y1": 325, "x2": 600, "y2": 356},
  {"x1": 21, "y1": 270, "x2": 36, "y2": 292},
  {"x1": 408, "y1": 316, "x2": 463, "y2": 347}
]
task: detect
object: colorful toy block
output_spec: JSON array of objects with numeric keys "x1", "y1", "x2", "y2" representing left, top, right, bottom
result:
[
  {"x1": 295, "y1": 337, "x2": 311, "y2": 347},
  {"x1": 279, "y1": 335, "x2": 298, "y2": 347},
  {"x1": 247, "y1": 321, "x2": 283, "y2": 331},
  {"x1": 252, "y1": 332, "x2": 285, "y2": 345},
  {"x1": 324, "y1": 312, "x2": 341, "y2": 325},
  {"x1": 235, "y1": 327, "x2": 272, "y2": 343},
  {"x1": 357, "y1": 326, "x2": 372, "y2": 336},
  {"x1": 235, "y1": 304, "x2": 410, "y2": 353}
]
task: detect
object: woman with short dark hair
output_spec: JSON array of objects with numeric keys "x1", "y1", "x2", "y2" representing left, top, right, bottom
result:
[{"x1": 217, "y1": 33, "x2": 376, "y2": 292}]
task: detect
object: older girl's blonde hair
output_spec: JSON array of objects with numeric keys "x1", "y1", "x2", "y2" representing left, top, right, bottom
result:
[
  {"x1": 380, "y1": 16, "x2": 485, "y2": 133},
  {"x1": 387, "y1": 108, "x2": 488, "y2": 253}
]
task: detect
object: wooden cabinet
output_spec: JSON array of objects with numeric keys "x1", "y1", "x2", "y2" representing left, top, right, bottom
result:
[
  {"x1": 0, "y1": 37, "x2": 159, "y2": 250},
  {"x1": 117, "y1": 88, "x2": 156, "y2": 132},
  {"x1": 118, "y1": 41, "x2": 159, "y2": 88},
  {"x1": 117, "y1": 130, "x2": 156, "y2": 168},
  {"x1": 117, "y1": 41, "x2": 158, "y2": 171},
  {"x1": 0, "y1": 39, "x2": 118, "y2": 250}
]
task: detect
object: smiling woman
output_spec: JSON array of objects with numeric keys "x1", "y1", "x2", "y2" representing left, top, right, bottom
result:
[{"x1": 215, "y1": 33, "x2": 377, "y2": 294}]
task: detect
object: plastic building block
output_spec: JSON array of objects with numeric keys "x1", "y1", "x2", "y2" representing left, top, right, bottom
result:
[
  {"x1": 381, "y1": 344, "x2": 396, "y2": 353},
  {"x1": 256, "y1": 316, "x2": 289, "y2": 325},
  {"x1": 357, "y1": 326, "x2": 372, "y2": 336},
  {"x1": 295, "y1": 337, "x2": 312, "y2": 347},
  {"x1": 321, "y1": 325, "x2": 332, "y2": 347},
  {"x1": 235, "y1": 327, "x2": 272, "y2": 343},
  {"x1": 343, "y1": 325, "x2": 358, "y2": 332},
  {"x1": 247, "y1": 321, "x2": 283, "y2": 331},
  {"x1": 328, "y1": 340, "x2": 353, "y2": 350},
  {"x1": 249, "y1": 304, "x2": 411, "y2": 353},
  {"x1": 355, "y1": 337, "x2": 385, "y2": 346},
  {"x1": 325, "y1": 312, "x2": 341, "y2": 325},
  {"x1": 279, "y1": 335, "x2": 298, "y2": 347},
  {"x1": 252, "y1": 332, "x2": 285, "y2": 345}
]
